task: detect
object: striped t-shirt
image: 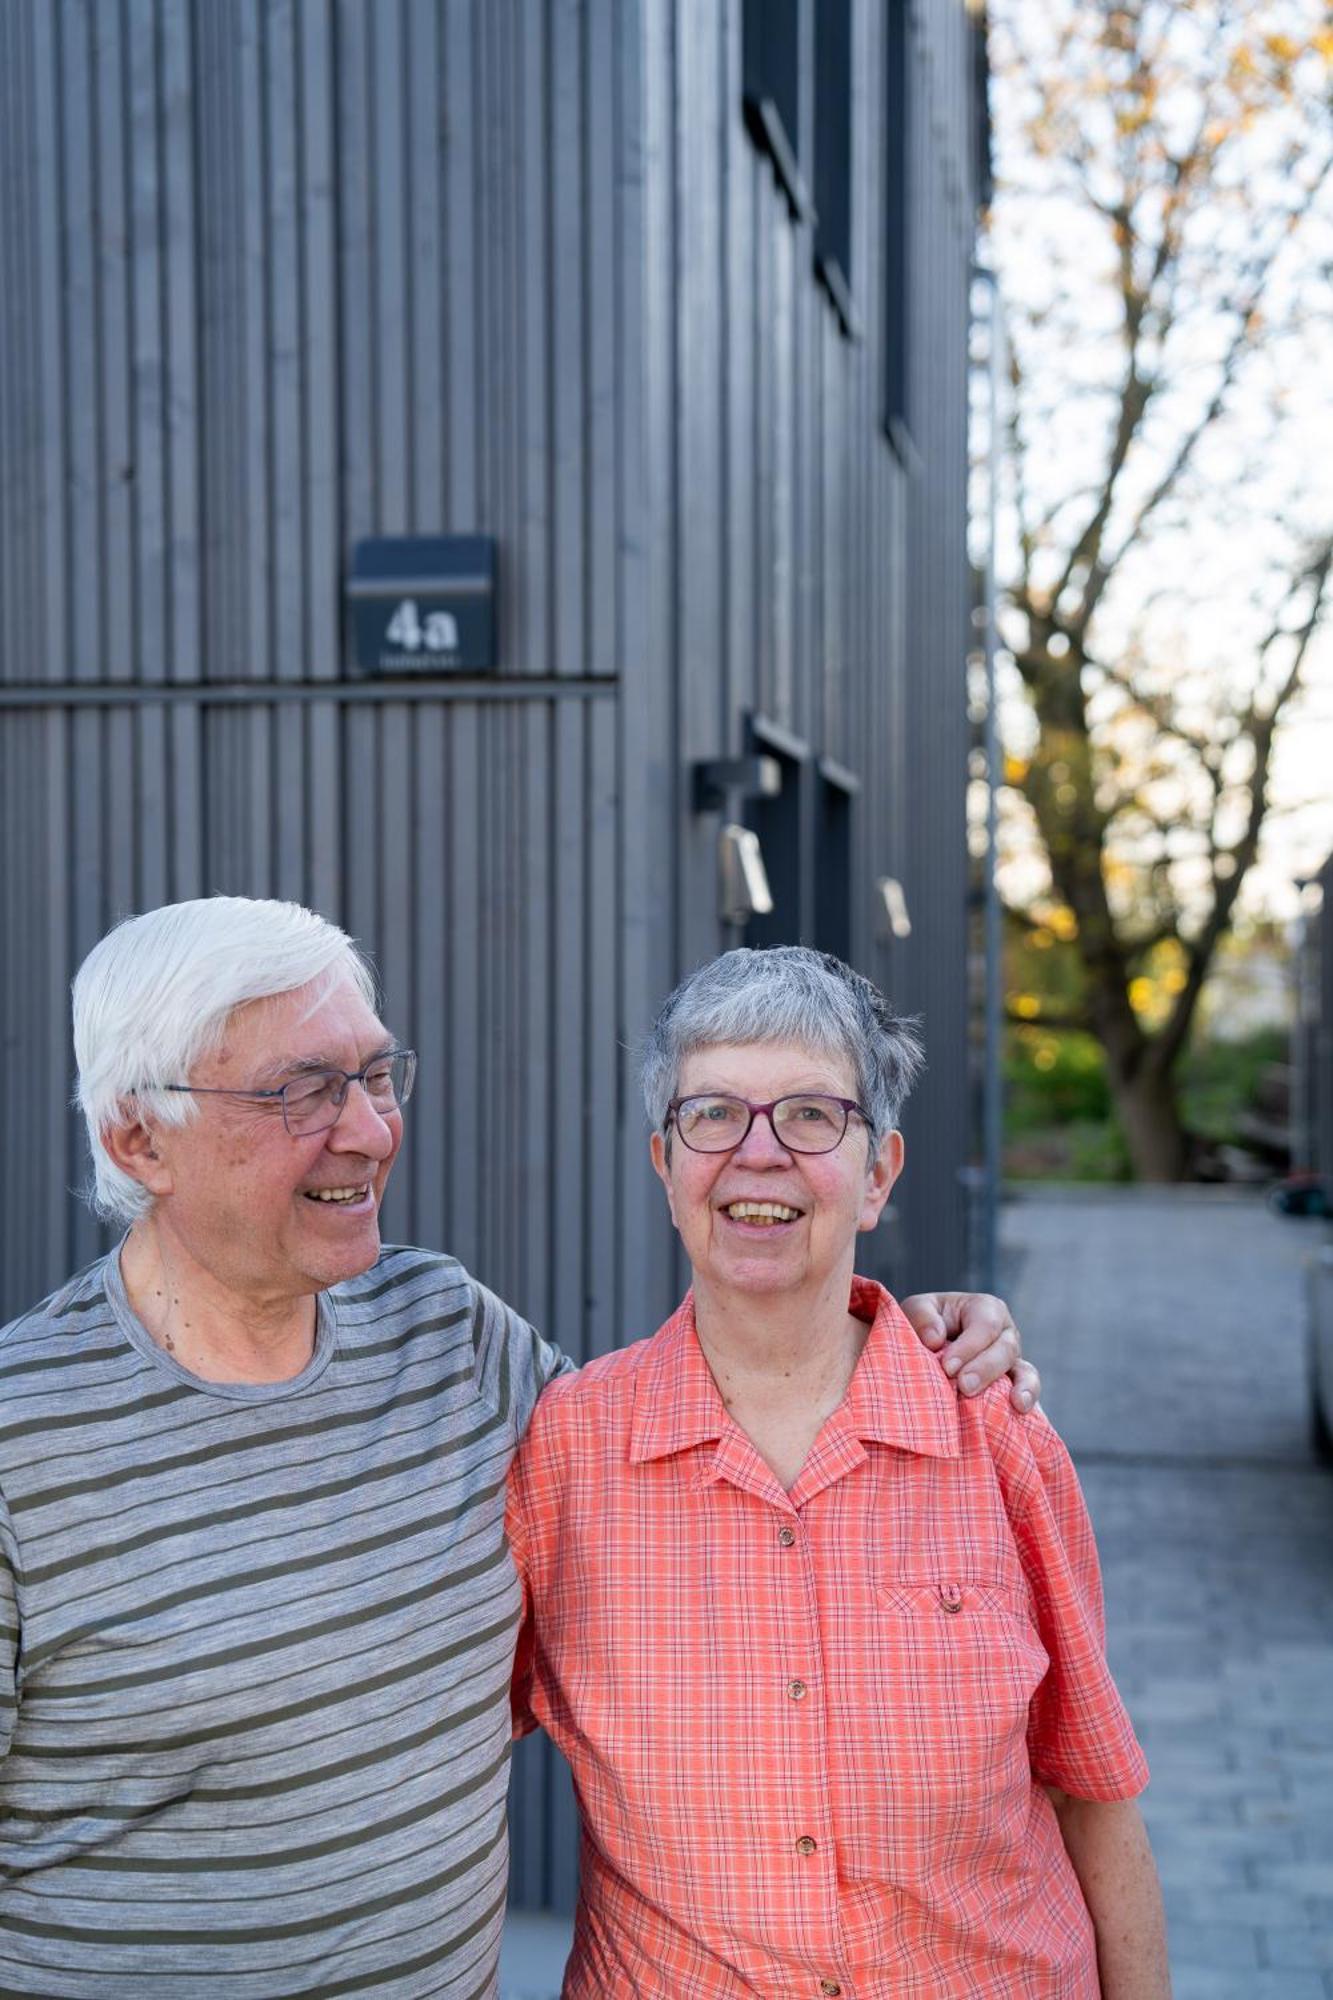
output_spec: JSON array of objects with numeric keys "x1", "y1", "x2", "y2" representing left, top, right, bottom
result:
[{"x1": 0, "y1": 1243, "x2": 565, "y2": 1997}]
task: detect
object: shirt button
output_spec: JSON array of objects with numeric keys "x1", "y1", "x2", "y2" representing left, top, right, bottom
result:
[
  {"x1": 819, "y1": 1983, "x2": 843, "y2": 1997},
  {"x1": 787, "y1": 1679, "x2": 808, "y2": 1702},
  {"x1": 795, "y1": 1834, "x2": 818, "y2": 1856},
  {"x1": 778, "y1": 1526, "x2": 796, "y2": 1547}
]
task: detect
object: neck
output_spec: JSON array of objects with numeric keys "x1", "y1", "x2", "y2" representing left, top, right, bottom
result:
[
  {"x1": 690, "y1": 1259, "x2": 867, "y2": 1488},
  {"x1": 121, "y1": 1220, "x2": 319, "y2": 1385}
]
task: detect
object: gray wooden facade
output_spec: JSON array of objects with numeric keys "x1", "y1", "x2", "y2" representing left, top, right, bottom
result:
[{"x1": 1, "y1": 0, "x2": 985, "y2": 1912}]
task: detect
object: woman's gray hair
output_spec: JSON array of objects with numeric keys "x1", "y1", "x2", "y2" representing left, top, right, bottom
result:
[
  {"x1": 641, "y1": 946, "x2": 924, "y2": 1145},
  {"x1": 74, "y1": 896, "x2": 378, "y2": 1225}
]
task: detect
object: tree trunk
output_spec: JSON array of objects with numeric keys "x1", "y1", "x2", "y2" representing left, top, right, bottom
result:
[{"x1": 1106, "y1": 1058, "x2": 1190, "y2": 1182}]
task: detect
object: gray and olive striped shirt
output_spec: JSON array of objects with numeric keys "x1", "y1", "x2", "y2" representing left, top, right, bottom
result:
[{"x1": 0, "y1": 1243, "x2": 565, "y2": 1997}]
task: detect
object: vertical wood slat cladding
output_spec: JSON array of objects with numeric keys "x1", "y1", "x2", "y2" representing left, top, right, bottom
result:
[{"x1": 0, "y1": 0, "x2": 983, "y2": 1912}]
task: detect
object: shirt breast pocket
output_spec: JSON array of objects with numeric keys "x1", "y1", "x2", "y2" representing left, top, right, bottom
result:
[{"x1": 869, "y1": 1578, "x2": 1050, "y2": 1847}]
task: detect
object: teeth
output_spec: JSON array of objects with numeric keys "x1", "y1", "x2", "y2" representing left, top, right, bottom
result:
[
  {"x1": 726, "y1": 1201, "x2": 800, "y2": 1223},
  {"x1": 308, "y1": 1187, "x2": 367, "y2": 1204}
]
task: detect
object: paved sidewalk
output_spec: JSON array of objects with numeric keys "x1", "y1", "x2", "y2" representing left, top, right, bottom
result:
[{"x1": 1003, "y1": 1187, "x2": 1333, "y2": 1999}]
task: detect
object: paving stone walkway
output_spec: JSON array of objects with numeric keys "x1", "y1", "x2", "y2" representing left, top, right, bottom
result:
[
  {"x1": 503, "y1": 1187, "x2": 1333, "y2": 1995},
  {"x1": 1004, "y1": 1186, "x2": 1333, "y2": 2000}
]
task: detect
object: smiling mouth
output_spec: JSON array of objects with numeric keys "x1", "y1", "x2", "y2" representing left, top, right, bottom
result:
[
  {"x1": 304, "y1": 1185, "x2": 372, "y2": 1206},
  {"x1": 723, "y1": 1201, "x2": 801, "y2": 1225}
]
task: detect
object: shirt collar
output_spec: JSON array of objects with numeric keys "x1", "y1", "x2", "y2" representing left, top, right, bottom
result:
[
  {"x1": 839, "y1": 1275, "x2": 961, "y2": 1459},
  {"x1": 628, "y1": 1294, "x2": 729, "y2": 1464},
  {"x1": 628, "y1": 1277, "x2": 960, "y2": 1467}
]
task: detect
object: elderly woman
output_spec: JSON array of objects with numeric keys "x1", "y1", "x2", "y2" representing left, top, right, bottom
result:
[{"x1": 509, "y1": 947, "x2": 1169, "y2": 1998}]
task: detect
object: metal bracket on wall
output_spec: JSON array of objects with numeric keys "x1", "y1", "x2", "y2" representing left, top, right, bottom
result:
[{"x1": 691, "y1": 754, "x2": 783, "y2": 815}]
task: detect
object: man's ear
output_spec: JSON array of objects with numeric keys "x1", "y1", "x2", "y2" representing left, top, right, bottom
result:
[
  {"x1": 102, "y1": 1116, "x2": 175, "y2": 1200},
  {"x1": 858, "y1": 1129, "x2": 903, "y2": 1233},
  {"x1": 649, "y1": 1131, "x2": 679, "y2": 1229}
]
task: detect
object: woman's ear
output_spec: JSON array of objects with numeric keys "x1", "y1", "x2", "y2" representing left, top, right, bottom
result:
[
  {"x1": 103, "y1": 1115, "x2": 175, "y2": 1199},
  {"x1": 858, "y1": 1129, "x2": 903, "y2": 1233},
  {"x1": 649, "y1": 1131, "x2": 680, "y2": 1229}
]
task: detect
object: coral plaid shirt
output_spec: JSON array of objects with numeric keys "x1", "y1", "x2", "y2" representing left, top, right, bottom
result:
[{"x1": 508, "y1": 1279, "x2": 1148, "y2": 1999}]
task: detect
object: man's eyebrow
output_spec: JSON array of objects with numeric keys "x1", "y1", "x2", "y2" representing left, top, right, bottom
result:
[{"x1": 250, "y1": 1040, "x2": 398, "y2": 1086}]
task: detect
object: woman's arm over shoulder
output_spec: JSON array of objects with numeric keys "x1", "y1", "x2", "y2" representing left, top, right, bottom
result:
[{"x1": 1044, "y1": 1790, "x2": 1172, "y2": 1999}]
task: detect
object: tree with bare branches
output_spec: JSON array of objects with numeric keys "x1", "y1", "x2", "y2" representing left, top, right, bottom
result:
[{"x1": 987, "y1": 0, "x2": 1333, "y2": 1178}]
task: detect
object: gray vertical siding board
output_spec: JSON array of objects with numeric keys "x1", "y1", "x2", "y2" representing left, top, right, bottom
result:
[
  {"x1": 307, "y1": 701, "x2": 343, "y2": 921},
  {"x1": 515, "y1": 701, "x2": 553, "y2": 1328},
  {"x1": 343, "y1": 703, "x2": 380, "y2": 968},
  {"x1": 722, "y1": 0, "x2": 755, "y2": 736},
  {"x1": 127, "y1": 0, "x2": 168, "y2": 686},
  {"x1": 518, "y1": 0, "x2": 552, "y2": 678},
  {"x1": 10, "y1": 10, "x2": 39, "y2": 673},
  {"x1": 407, "y1": 0, "x2": 445, "y2": 531},
  {"x1": 162, "y1": 0, "x2": 201, "y2": 684},
  {"x1": 337, "y1": 0, "x2": 377, "y2": 551},
  {"x1": 299, "y1": 0, "x2": 340, "y2": 680},
  {"x1": 60, "y1": 0, "x2": 98, "y2": 690},
  {"x1": 446, "y1": 703, "x2": 482, "y2": 1272},
  {"x1": 371, "y1": 0, "x2": 411, "y2": 531},
  {"x1": 443, "y1": 0, "x2": 479, "y2": 524},
  {"x1": 674, "y1": 0, "x2": 727, "y2": 969},
  {"x1": 617, "y1": 0, "x2": 677, "y2": 1341},
  {"x1": 409, "y1": 703, "x2": 447, "y2": 1243},
  {"x1": 556, "y1": 697, "x2": 588, "y2": 1352},
  {"x1": 675, "y1": 0, "x2": 724, "y2": 764},
  {"x1": 240, "y1": 0, "x2": 272, "y2": 683},
  {"x1": 136, "y1": 703, "x2": 171, "y2": 911},
  {"x1": 33, "y1": 1, "x2": 69, "y2": 689},
  {"x1": 265, "y1": 0, "x2": 306, "y2": 682},
  {"x1": 586, "y1": 0, "x2": 619, "y2": 682},
  {"x1": 275, "y1": 700, "x2": 308, "y2": 904},
  {"x1": 585, "y1": 696, "x2": 620, "y2": 1359},
  {"x1": 552, "y1": 0, "x2": 587, "y2": 677},
  {"x1": 770, "y1": 213, "x2": 795, "y2": 730}
]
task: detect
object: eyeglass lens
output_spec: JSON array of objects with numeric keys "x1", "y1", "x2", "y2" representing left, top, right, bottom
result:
[
  {"x1": 673, "y1": 1094, "x2": 851, "y2": 1153},
  {"x1": 282, "y1": 1050, "x2": 417, "y2": 1134}
]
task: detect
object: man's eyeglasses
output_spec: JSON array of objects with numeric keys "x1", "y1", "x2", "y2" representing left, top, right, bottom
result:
[
  {"x1": 665, "y1": 1093, "x2": 868, "y2": 1155},
  {"x1": 164, "y1": 1049, "x2": 418, "y2": 1137}
]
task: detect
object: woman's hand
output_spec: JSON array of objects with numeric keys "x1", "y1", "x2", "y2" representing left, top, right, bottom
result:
[{"x1": 899, "y1": 1292, "x2": 1040, "y2": 1412}]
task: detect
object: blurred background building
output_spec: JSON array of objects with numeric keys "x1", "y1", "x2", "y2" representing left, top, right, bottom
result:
[{"x1": 0, "y1": 0, "x2": 988, "y2": 1911}]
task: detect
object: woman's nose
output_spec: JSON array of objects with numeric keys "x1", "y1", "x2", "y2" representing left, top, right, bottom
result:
[{"x1": 733, "y1": 1108, "x2": 791, "y2": 1163}]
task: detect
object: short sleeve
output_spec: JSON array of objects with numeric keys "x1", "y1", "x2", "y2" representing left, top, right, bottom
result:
[
  {"x1": 0, "y1": 1492, "x2": 19, "y2": 1762},
  {"x1": 467, "y1": 1278, "x2": 575, "y2": 1446},
  {"x1": 505, "y1": 1467, "x2": 540, "y2": 1740},
  {"x1": 985, "y1": 1397, "x2": 1149, "y2": 1801}
]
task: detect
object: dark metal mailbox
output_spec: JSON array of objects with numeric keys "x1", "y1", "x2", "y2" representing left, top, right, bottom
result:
[{"x1": 347, "y1": 536, "x2": 497, "y2": 673}]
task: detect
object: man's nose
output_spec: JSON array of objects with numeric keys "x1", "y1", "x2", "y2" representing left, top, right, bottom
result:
[{"x1": 329, "y1": 1080, "x2": 398, "y2": 1157}]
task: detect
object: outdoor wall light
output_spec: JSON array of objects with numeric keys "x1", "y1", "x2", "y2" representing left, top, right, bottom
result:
[
  {"x1": 877, "y1": 875, "x2": 912, "y2": 940},
  {"x1": 719, "y1": 824, "x2": 774, "y2": 925}
]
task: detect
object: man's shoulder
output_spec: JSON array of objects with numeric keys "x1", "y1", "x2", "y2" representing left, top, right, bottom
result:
[
  {"x1": 331, "y1": 1243, "x2": 477, "y2": 1323},
  {"x1": 0, "y1": 1255, "x2": 116, "y2": 1362}
]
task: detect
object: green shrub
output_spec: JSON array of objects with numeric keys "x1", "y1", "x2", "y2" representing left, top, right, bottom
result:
[{"x1": 1004, "y1": 1028, "x2": 1111, "y2": 1131}]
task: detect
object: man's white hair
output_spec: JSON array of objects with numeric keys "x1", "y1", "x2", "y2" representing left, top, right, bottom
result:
[{"x1": 74, "y1": 897, "x2": 378, "y2": 1225}]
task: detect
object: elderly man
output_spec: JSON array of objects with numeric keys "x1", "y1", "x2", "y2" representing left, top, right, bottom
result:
[{"x1": 0, "y1": 897, "x2": 1034, "y2": 1997}]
